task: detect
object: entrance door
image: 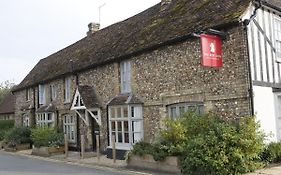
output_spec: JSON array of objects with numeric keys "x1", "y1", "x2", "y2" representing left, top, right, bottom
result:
[{"x1": 90, "y1": 110, "x2": 100, "y2": 151}]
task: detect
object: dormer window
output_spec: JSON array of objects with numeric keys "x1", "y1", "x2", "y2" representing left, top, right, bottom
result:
[
  {"x1": 50, "y1": 84, "x2": 57, "y2": 101},
  {"x1": 120, "y1": 61, "x2": 131, "y2": 93},
  {"x1": 38, "y1": 84, "x2": 45, "y2": 105},
  {"x1": 64, "y1": 77, "x2": 71, "y2": 103}
]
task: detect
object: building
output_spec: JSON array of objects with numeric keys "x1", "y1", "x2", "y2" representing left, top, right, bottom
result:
[
  {"x1": 12, "y1": 0, "x2": 281, "y2": 159},
  {"x1": 0, "y1": 93, "x2": 15, "y2": 121}
]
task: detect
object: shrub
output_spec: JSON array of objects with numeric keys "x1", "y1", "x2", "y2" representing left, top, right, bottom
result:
[
  {"x1": 31, "y1": 127, "x2": 64, "y2": 147},
  {"x1": 261, "y1": 142, "x2": 281, "y2": 163},
  {"x1": 179, "y1": 113, "x2": 265, "y2": 175},
  {"x1": 129, "y1": 112, "x2": 265, "y2": 174},
  {"x1": 0, "y1": 120, "x2": 14, "y2": 141},
  {"x1": 4, "y1": 127, "x2": 32, "y2": 144}
]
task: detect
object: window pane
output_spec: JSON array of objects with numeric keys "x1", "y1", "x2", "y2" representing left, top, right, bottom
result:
[
  {"x1": 48, "y1": 113, "x2": 52, "y2": 121},
  {"x1": 111, "y1": 121, "x2": 116, "y2": 131},
  {"x1": 179, "y1": 106, "x2": 185, "y2": 115},
  {"x1": 123, "y1": 107, "x2": 128, "y2": 118},
  {"x1": 124, "y1": 121, "x2": 128, "y2": 132},
  {"x1": 133, "y1": 133, "x2": 141, "y2": 143},
  {"x1": 118, "y1": 132, "x2": 123, "y2": 143},
  {"x1": 170, "y1": 107, "x2": 177, "y2": 119},
  {"x1": 125, "y1": 133, "x2": 129, "y2": 143},
  {"x1": 132, "y1": 121, "x2": 141, "y2": 132},
  {"x1": 117, "y1": 121, "x2": 122, "y2": 132},
  {"x1": 131, "y1": 106, "x2": 134, "y2": 118},
  {"x1": 117, "y1": 107, "x2": 121, "y2": 118},
  {"x1": 110, "y1": 108, "x2": 115, "y2": 118}
]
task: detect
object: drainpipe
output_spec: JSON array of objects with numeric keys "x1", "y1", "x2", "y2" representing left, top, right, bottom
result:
[{"x1": 242, "y1": 0, "x2": 262, "y2": 116}]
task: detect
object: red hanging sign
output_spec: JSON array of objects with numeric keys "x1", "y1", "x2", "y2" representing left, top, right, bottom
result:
[{"x1": 200, "y1": 34, "x2": 222, "y2": 68}]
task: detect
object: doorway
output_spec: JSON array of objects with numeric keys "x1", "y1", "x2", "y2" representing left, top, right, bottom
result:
[{"x1": 90, "y1": 110, "x2": 100, "y2": 152}]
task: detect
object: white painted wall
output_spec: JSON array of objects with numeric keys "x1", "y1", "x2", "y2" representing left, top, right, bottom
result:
[{"x1": 253, "y1": 85, "x2": 277, "y2": 142}]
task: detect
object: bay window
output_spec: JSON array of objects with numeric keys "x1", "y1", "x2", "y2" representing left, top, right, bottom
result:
[
  {"x1": 36, "y1": 113, "x2": 55, "y2": 127},
  {"x1": 109, "y1": 105, "x2": 143, "y2": 149}
]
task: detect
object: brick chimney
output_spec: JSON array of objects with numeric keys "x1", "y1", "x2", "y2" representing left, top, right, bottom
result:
[
  {"x1": 87, "y1": 22, "x2": 100, "y2": 36},
  {"x1": 160, "y1": 0, "x2": 172, "y2": 11}
]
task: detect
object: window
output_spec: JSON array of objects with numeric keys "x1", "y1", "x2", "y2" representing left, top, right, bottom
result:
[
  {"x1": 109, "y1": 105, "x2": 143, "y2": 149},
  {"x1": 63, "y1": 115, "x2": 76, "y2": 143},
  {"x1": 38, "y1": 84, "x2": 45, "y2": 105},
  {"x1": 36, "y1": 113, "x2": 55, "y2": 127},
  {"x1": 275, "y1": 17, "x2": 281, "y2": 62},
  {"x1": 50, "y1": 84, "x2": 57, "y2": 101},
  {"x1": 168, "y1": 102, "x2": 204, "y2": 119},
  {"x1": 64, "y1": 77, "x2": 71, "y2": 103},
  {"x1": 26, "y1": 88, "x2": 30, "y2": 101},
  {"x1": 120, "y1": 61, "x2": 131, "y2": 93},
  {"x1": 23, "y1": 114, "x2": 30, "y2": 127}
]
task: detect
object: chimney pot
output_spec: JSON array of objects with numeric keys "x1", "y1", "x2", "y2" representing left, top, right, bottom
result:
[
  {"x1": 87, "y1": 22, "x2": 100, "y2": 36},
  {"x1": 160, "y1": 0, "x2": 172, "y2": 11}
]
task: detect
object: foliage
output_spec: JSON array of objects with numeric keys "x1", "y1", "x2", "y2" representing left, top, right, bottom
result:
[
  {"x1": 261, "y1": 142, "x2": 281, "y2": 163},
  {"x1": 4, "y1": 127, "x2": 32, "y2": 144},
  {"x1": 0, "y1": 80, "x2": 15, "y2": 104},
  {"x1": 31, "y1": 127, "x2": 64, "y2": 147},
  {"x1": 178, "y1": 113, "x2": 265, "y2": 175},
  {"x1": 0, "y1": 120, "x2": 14, "y2": 141},
  {"x1": 129, "y1": 112, "x2": 265, "y2": 175}
]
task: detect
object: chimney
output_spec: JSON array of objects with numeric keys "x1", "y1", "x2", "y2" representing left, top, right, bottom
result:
[
  {"x1": 160, "y1": 0, "x2": 172, "y2": 11},
  {"x1": 87, "y1": 22, "x2": 100, "y2": 36}
]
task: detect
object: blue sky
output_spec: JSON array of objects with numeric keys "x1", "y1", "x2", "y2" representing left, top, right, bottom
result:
[{"x1": 0, "y1": 0, "x2": 160, "y2": 84}]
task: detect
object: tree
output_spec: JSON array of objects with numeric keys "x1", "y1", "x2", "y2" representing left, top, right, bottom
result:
[{"x1": 0, "y1": 80, "x2": 15, "y2": 104}]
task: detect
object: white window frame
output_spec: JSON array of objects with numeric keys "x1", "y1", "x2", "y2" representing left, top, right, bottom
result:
[
  {"x1": 168, "y1": 102, "x2": 204, "y2": 119},
  {"x1": 120, "y1": 61, "x2": 131, "y2": 93},
  {"x1": 274, "y1": 17, "x2": 281, "y2": 62},
  {"x1": 50, "y1": 84, "x2": 57, "y2": 101},
  {"x1": 36, "y1": 113, "x2": 55, "y2": 128},
  {"x1": 64, "y1": 77, "x2": 71, "y2": 103},
  {"x1": 63, "y1": 115, "x2": 77, "y2": 143},
  {"x1": 108, "y1": 105, "x2": 143, "y2": 150},
  {"x1": 23, "y1": 114, "x2": 30, "y2": 127},
  {"x1": 38, "y1": 84, "x2": 46, "y2": 105}
]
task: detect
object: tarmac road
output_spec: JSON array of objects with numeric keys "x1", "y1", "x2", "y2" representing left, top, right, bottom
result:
[{"x1": 0, "y1": 151, "x2": 129, "y2": 175}]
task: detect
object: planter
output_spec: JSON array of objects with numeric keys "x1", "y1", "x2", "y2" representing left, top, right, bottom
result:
[
  {"x1": 127, "y1": 154, "x2": 181, "y2": 174},
  {"x1": 4, "y1": 143, "x2": 31, "y2": 152},
  {"x1": 0, "y1": 141, "x2": 6, "y2": 149},
  {"x1": 32, "y1": 146, "x2": 65, "y2": 157}
]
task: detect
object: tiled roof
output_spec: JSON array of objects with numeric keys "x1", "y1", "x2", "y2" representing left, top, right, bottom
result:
[
  {"x1": 0, "y1": 93, "x2": 15, "y2": 114},
  {"x1": 78, "y1": 85, "x2": 101, "y2": 108},
  {"x1": 36, "y1": 103, "x2": 57, "y2": 113},
  {"x1": 13, "y1": 0, "x2": 253, "y2": 91},
  {"x1": 263, "y1": 0, "x2": 281, "y2": 11}
]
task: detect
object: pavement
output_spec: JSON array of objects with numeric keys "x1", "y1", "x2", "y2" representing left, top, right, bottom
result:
[
  {"x1": 2, "y1": 149, "x2": 168, "y2": 175},
  {"x1": 3, "y1": 149, "x2": 281, "y2": 175}
]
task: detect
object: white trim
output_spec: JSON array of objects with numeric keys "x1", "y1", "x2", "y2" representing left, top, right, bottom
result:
[
  {"x1": 87, "y1": 108, "x2": 102, "y2": 126},
  {"x1": 74, "y1": 110, "x2": 89, "y2": 126},
  {"x1": 71, "y1": 89, "x2": 86, "y2": 110}
]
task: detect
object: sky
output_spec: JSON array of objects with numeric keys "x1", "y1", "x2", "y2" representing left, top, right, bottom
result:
[{"x1": 0, "y1": 0, "x2": 160, "y2": 85}]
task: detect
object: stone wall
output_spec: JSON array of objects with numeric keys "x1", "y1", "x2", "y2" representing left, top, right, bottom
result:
[{"x1": 14, "y1": 24, "x2": 251, "y2": 151}]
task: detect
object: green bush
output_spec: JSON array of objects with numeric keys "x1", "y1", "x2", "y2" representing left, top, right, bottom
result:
[
  {"x1": 4, "y1": 127, "x2": 32, "y2": 144},
  {"x1": 31, "y1": 127, "x2": 64, "y2": 147},
  {"x1": 261, "y1": 142, "x2": 281, "y2": 163},
  {"x1": 179, "y1": 113, "x2": 265, "y2": 175},
  {"x1": 130, "y1": 112, "x2": 265, "y2": 175},
  {"x1": 0, "y1": 120, "x2": 14, "y2": 141},
  {"x1": 0, "y1": 120, "x2": 14, "y2": 130}
]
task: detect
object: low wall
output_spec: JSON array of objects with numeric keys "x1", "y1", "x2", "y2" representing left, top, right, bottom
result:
[
  {"x1": 32, "y1": 146, "x2": 65, "y2": 157},
  {"x1": 127, "y1": 154, "x2": 181, "y2": 174}
]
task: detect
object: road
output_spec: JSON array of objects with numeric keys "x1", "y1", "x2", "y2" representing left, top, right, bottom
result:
[{"x1": 0, "y1": 151, "x2": 129, "y2": 175}]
